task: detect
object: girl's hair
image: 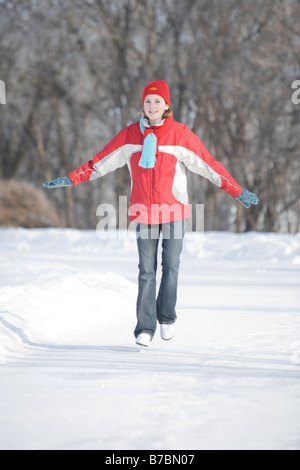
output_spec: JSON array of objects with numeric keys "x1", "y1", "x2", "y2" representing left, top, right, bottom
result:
[{"x1": 162, "y1": 108, "x2": 173, "y2": 119}]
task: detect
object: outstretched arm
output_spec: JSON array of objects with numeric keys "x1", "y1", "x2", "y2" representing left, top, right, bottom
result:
[
  {"x1": 42, "y1": 126, "x2": 134, "y2": 190},
  {"x1": 180, "y1": 125, "x2": 259, "y2": 208}
]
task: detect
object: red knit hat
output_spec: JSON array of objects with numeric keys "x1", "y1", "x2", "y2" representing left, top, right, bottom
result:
[{"x1": 142, "y1": 80, "x2": 170, "y2": 106}]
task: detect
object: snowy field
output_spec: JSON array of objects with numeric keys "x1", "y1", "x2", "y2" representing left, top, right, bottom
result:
[{"x1": 0, "y1": 227, "x2": 299, "y2": 450}]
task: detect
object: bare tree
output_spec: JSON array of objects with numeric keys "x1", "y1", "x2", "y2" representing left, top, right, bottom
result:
[{"x1": 0, "y1": 0, "x2": 299, "y2": 231}]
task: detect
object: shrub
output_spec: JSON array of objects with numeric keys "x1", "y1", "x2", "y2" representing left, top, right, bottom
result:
[{"x1": 0, "y1": 179, "x2": 60, "y2": 228}]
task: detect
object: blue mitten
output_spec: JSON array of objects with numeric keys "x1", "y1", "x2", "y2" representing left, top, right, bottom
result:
[
  {"x1": 236, "y1": 189, "x2": 259, "y2": 208},
  {"x1": 43, "y1": 176, "x2": 73, "y2": 189}
]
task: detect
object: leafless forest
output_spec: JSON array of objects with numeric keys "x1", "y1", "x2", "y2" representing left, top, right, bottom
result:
[{"x1": 0, "y1": 0, "x2": 299, "y2": 232}]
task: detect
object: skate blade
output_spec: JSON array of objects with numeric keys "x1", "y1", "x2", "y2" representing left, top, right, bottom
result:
[{"x1": 136, "y1": 342, "x2": 149, "y2": 350}]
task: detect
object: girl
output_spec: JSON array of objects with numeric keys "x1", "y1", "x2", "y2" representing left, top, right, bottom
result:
[{"x1": 43, "y1": 80, "x2": 258, "y2": 347}]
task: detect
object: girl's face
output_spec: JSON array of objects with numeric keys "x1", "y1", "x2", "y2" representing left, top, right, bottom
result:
[{"x1": 143, "y1": 94, "x2": 169, "y2": 125}]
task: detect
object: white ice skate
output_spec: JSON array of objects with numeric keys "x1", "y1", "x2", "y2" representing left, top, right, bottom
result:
[
  {"x1": 160, "y1": 323, "x2": 174, "y2": 341},
  {"x1": 136, "y1": 332, "x2": 151, "y2": 348}
]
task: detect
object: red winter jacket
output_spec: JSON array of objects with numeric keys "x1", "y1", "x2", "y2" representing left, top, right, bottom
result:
[{"x1": 68, "y1": 118, "x2": 242, "y2": 224}]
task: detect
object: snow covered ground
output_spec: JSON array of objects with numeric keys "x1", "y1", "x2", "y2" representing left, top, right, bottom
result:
[{"x1": 0, "y1": 227, "x2": 299, "y2": 450}]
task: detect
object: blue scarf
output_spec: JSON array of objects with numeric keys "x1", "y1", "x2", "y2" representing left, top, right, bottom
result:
[{"x1": 139, "y1": 116, "x2": 173, "y2": 169}]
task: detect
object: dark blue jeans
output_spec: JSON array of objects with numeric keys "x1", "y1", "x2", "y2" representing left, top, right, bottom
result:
[{"x1": 134, "y1": 220, "x2": 185, "y2": 339}]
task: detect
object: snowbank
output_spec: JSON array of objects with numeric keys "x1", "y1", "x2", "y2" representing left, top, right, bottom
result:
[{"x1": 184, "y1": 230, "x2": 300, "y2": 264}]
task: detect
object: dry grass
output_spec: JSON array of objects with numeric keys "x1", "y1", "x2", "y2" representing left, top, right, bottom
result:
[{"x1": 0, "y1": 179, "x2": 60, "y2": 228}]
